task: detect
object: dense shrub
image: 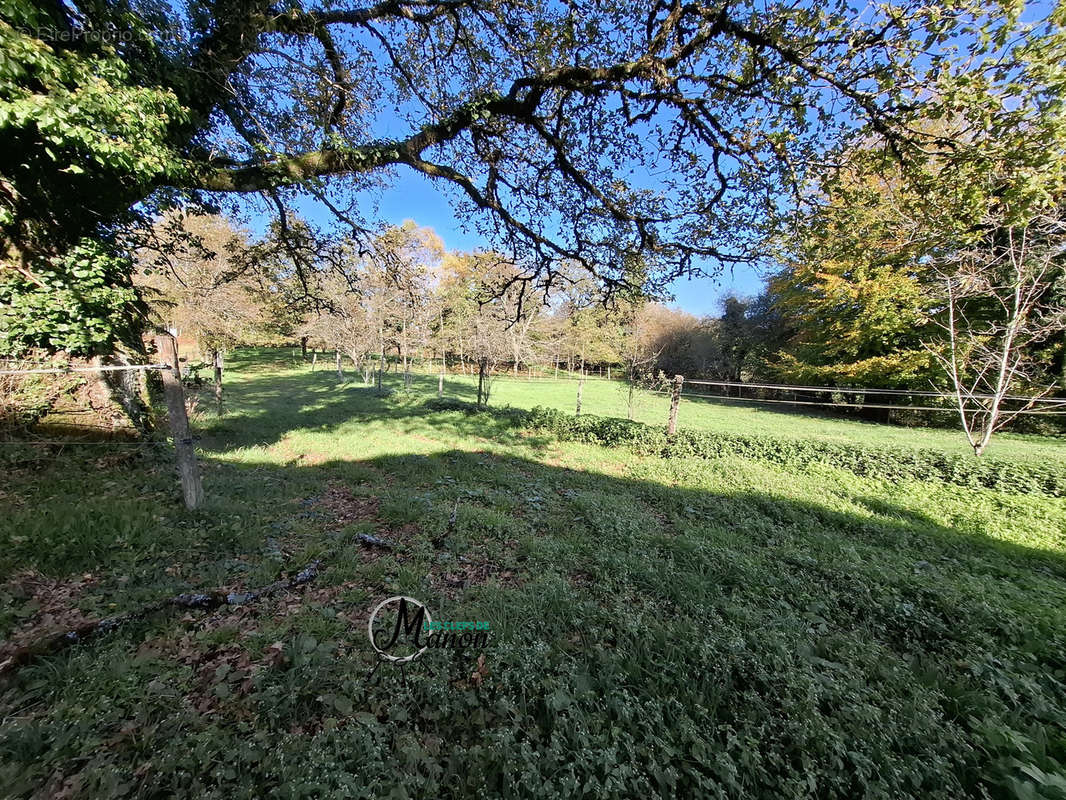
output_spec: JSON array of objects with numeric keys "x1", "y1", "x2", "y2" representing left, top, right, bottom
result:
[
  {"x1": 423, "y1": 397, "x2": 527, "y2": 424},
  {"x1": 524, "y1": 406, "x2": 1066, "y2": 497},
  {"x1": 423, "y1": 397, "x2": 483, "y2": 413}
]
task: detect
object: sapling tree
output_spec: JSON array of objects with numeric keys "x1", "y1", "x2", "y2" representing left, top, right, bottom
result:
[
  {"x1": 615, "y1": 306, "x2": 667, "y2": 420},
  {"x1": 928, "y1": 213, "x2": 1066, "y2": 456}
]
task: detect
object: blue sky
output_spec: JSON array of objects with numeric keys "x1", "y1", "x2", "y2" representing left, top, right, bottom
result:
[
  {"x1": 368, "y1": 171, "x2": 771, "y2": 317},
  {"x1": 213, "y1": 0, "x2": 1056, "y2": 319},
  {"x1": 268, "y1": 167, "x2": 769, "y2": 318},
  {"x1": 226, "y1": 14, "x2": 774, "y2": 321}
]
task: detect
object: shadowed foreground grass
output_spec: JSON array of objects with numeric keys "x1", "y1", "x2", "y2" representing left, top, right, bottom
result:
[{"x1": 0, "y1": 349, "x2": 1064, "y2": 798}]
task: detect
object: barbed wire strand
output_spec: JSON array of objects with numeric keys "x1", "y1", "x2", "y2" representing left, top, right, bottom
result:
[
  {"x1": 679, "y1": 390, "x2": 1066, "y2": 415},
  {"x1": 0, "y1": 364, "x2": 169, "y2": 376},
  {"x1": 682, "y1": 378, "x2": 1066, "y2": 405}
]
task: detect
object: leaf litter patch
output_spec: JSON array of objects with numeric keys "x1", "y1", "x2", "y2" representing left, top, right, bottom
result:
[{"x1": 0, "y1": 570, "x2": 97, "y2": 658}]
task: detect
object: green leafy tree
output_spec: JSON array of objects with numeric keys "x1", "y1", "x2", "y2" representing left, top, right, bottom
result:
[
  {"x1": 767, "y1": 167, "x2": 941, "y2": 388},
  {"x1": 766, "y1": 9, "x2": 1066, "y2": 447},
  {"x1": 4, "y1": 0, "x2": 1047, "y2": 355},
  {"x1": 1, "y1": 1, "x2": 186, "y2": 354}
]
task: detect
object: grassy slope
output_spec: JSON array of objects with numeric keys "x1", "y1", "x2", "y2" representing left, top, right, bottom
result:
[{"x1": 0, "y1": 348, "x2": 1064, "y2": 798}]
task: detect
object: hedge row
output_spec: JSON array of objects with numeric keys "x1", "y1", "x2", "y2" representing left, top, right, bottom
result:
[{"x1": 521, "y1": 406, "x2": 1066, "y2": 498}]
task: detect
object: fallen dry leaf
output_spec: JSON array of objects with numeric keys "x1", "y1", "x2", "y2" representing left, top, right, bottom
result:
[{"x1": 470, "y1": 653, "x2": 488, "y2": 687}]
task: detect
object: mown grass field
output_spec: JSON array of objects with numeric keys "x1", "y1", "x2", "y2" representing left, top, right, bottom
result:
[
  {"x1": 1, "y1": 348, "x2": 1065, "y2": 798},
  {"x1": 372, "y1": 358, "x2": 1064, "y2": 464}
]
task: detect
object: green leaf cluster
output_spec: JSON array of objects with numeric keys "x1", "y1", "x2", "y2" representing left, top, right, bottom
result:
[{"x1": 0, "y1": 238, "x2": 141, "y2": 355}]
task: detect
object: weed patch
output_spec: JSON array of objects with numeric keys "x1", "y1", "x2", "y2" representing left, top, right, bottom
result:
[{"x1": 525, "y1": 406, "x2": 1066, "y2": 497}]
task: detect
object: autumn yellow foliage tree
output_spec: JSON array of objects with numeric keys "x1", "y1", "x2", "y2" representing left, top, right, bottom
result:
[{"x1": 768, "y1": 164, "x2": 940, "y2": 388}]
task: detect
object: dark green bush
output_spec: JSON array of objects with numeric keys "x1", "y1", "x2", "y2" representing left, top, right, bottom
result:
[
  {"x1": 524, "y1": 406, "x2": 1066, "y2": 497},
  {"x1": 423, "y1": 397, "x2": 482, "y2": 413},
  {"x1": 423, "y1": 397, "x2": 528, "y2": 424}
]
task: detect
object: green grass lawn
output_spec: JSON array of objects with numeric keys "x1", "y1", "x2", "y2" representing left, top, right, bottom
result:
[
  {"x1": 354, "y1": 356, "x2": 1063, "y2": 464},
  {"x1": 1, "y1": 348, "x2": 1065, "y2": 798}
]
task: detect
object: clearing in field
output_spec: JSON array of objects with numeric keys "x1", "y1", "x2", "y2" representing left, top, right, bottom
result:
[{"x1": 1, "y1": 350, "x2": 1065, "y2": 798}]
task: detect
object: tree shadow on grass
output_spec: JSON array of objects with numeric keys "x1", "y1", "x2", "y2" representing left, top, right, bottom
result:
[
  {"x1": 7, "y1": 354, "x2": 1066, "y2": 796},
  {"x1": 2, "y1": 434, "x2": 1066, "y2": 797},
  {"x1": 192, "y1": 365, "x2": 532, "y2": 454}
]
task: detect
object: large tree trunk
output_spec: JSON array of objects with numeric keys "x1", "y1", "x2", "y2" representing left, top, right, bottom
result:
[{"x1": 95, "y1": 348, "x2": 154, "y2": 435}]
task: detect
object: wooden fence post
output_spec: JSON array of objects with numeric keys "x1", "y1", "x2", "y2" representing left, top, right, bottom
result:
[
  {"x1": 311, "y1": 351, "x2": 318, "y2": 372},
  {"x1": 668, "y1": 374, "x2": 683, "y2": 435},
  {"x1": 213, "y1": 349, "x2": 223, "y2": 416},
  {"x1": 335, "y1": 349, "x2": 343, "y2": 379},
  {"x1": 376, "y1": 368, "x2": 382, "y2": 393},
  {"x1": 438, "y1": 366, "x2": 444, "y2": 399},
  {"x1": 576, "y1": 372, "x2": 585, "y2": 415},
  {"x1": 155, "y1": 334, "x2": 204, "y2": 510},
  {"x1": 477, "y1": 358, "x2": 487, "y2": 407}
]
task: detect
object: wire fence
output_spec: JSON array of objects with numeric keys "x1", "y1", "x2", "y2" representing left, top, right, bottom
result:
[
  {"x1": 682, "y1": 378, "x2": 1066, "y2": 406},
  {"x1": 4, "y1": 359, "x2": 1066, "y2": 453},
  {"x1": 0, "y1": 363, "x2": 168, "y2": 376},
  {"x1": 676, "y1": 381, "x2": 1066, "y2": 417},
  {"x1": 397, "y1": 366, "x2": 1066, "y2": 417},
  {"x1": 2, "y1": 361, "x2": 172, "y2": 448}
]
